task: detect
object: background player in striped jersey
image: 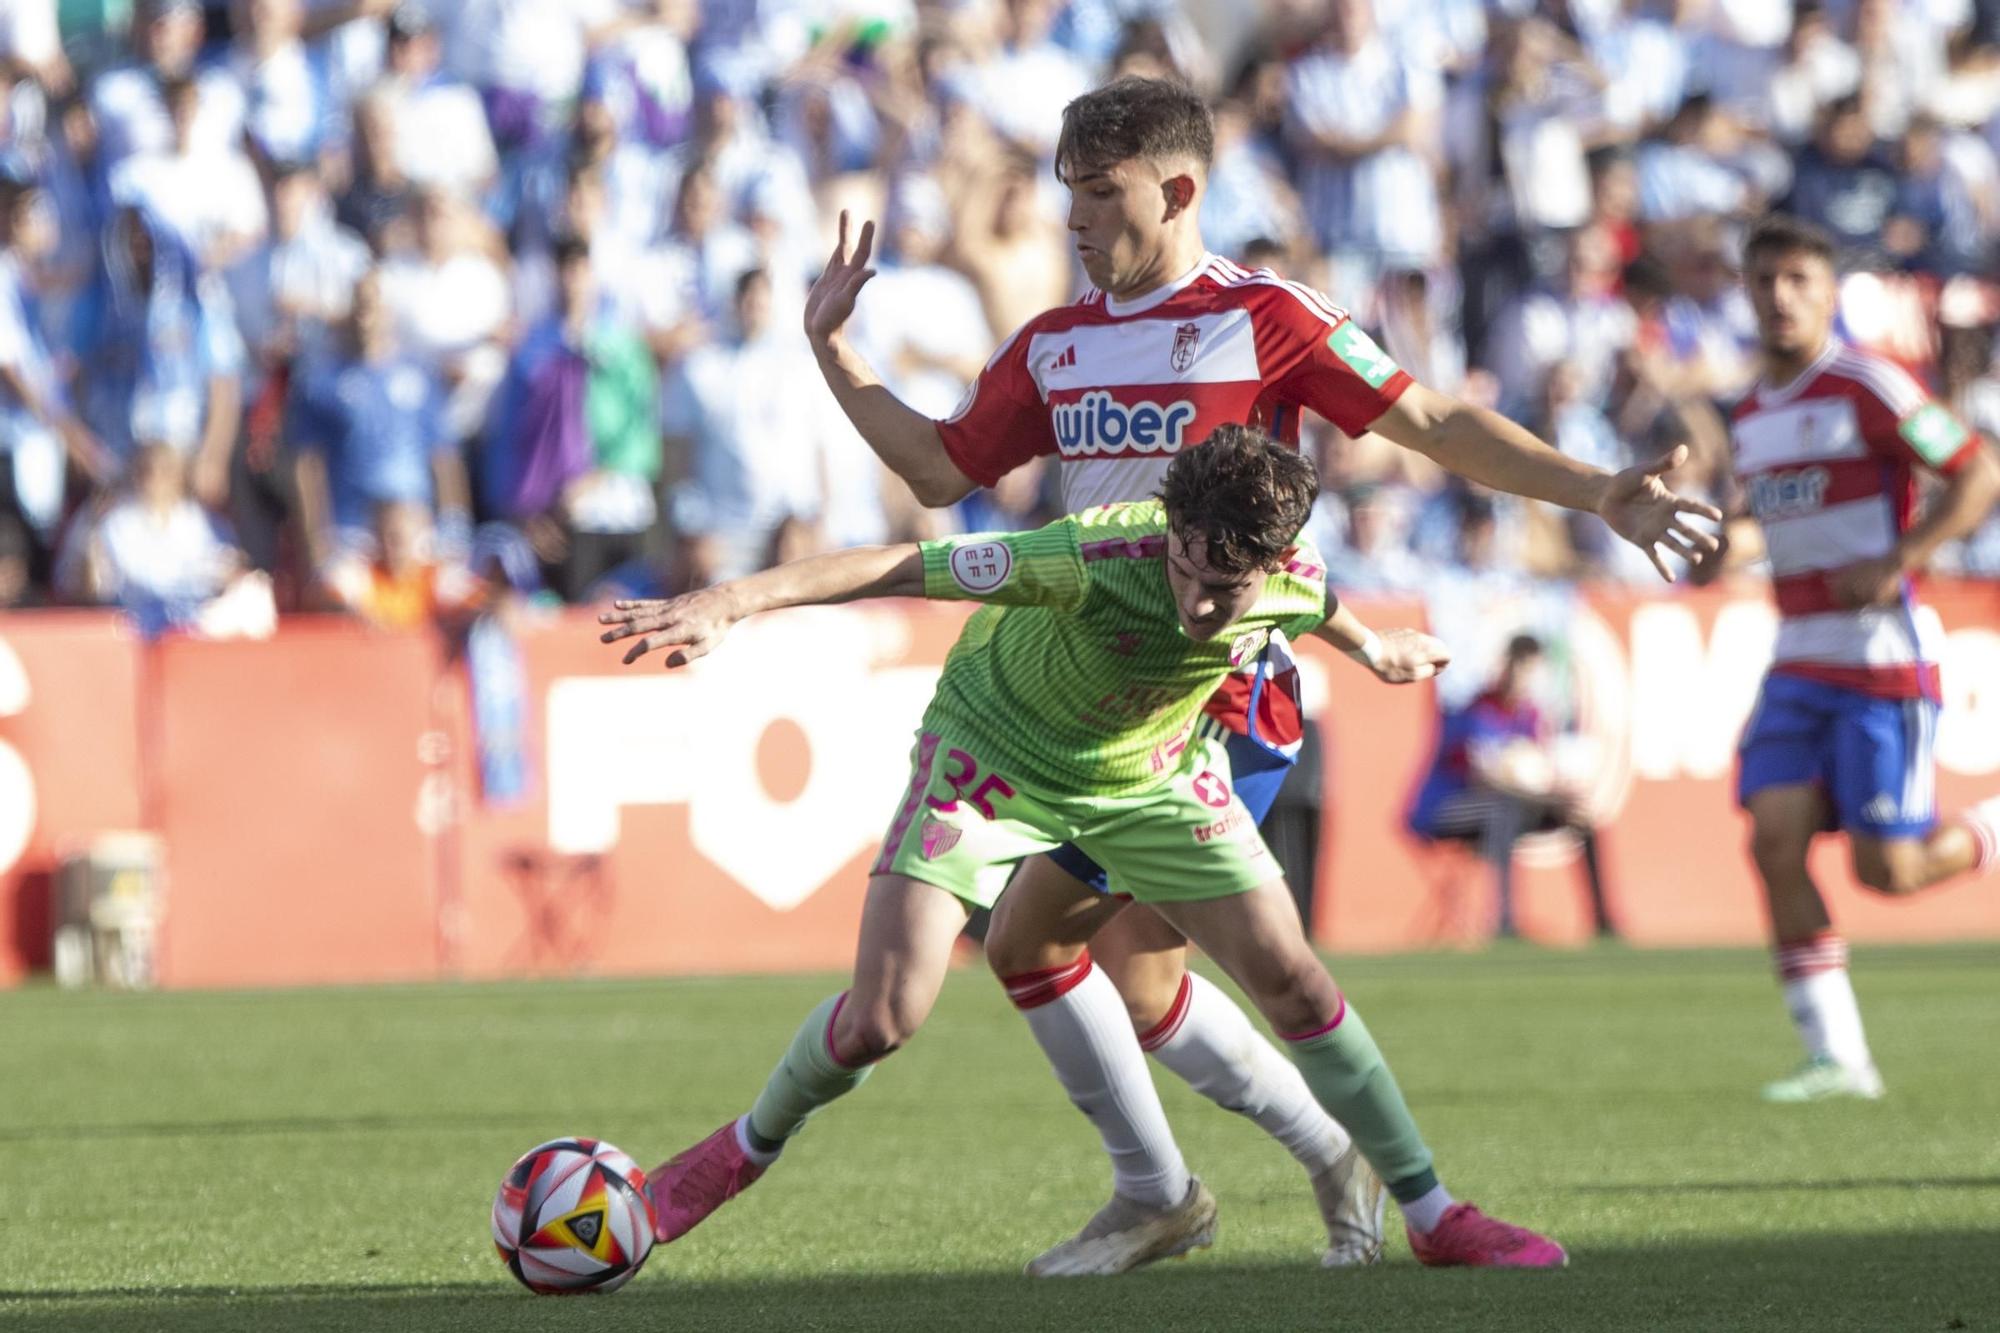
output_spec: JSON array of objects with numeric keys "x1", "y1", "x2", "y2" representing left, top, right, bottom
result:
[
  {"x1": 605, "y1": 430, "x2": 1566, "y2": 1270},
  {"x1": 790, "y1": 76, "x2": 1719, "y2": 1271},
  {"x1": 1709, "y1": 214, "x2": 2000, "y2": 1103}
]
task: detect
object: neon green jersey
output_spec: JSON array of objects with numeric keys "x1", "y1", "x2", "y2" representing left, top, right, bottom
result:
[{"x1": 918, "y1": 501, "x2": 1331, "y2": 795}]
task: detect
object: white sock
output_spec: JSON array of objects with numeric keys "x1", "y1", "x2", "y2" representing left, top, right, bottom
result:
[
  {"x1": 1005, "y1": 952, "x2": 1191, "y2": 1208},
  {"x1": 1401, "y1": 1183, "x2": 1457, "y2": 1234},
  {"x1": 1775, "y1": 935, "x2": 1872, "y2": 1069},
  {"x1": 733, "y1": 1114, "x2": 782, "y2": 1168},
  {"x1": 1144, "y1": 972, "x2": 1352, "y2": 1174}
]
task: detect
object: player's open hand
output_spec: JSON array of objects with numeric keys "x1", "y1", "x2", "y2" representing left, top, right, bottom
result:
[
  {"x1": 1597, "y1": 445, "x2": 1724, "y2": 582},
  {"x1": 803, "y1": 210, "x2": 877, "y2": 352},
  {"x1": 1371, "y1": 628, "x2": 1451, "y2": 684},
  {"x1": 597, "y1": 591, "x2": 737, "y2": 668}
]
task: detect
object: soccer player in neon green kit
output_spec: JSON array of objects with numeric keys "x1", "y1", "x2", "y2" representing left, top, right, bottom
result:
[{"x1": 601, "y1": 428, "x2": 1568, "y2": 1268}]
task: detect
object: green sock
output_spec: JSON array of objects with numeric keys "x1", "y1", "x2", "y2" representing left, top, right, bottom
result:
[
  {"x1": 1286, "y1": 1004, "x2": 1438, "y2": 1202},
  {"x1": 746, "y1": 993, "x2": 873, "y2": 1148}
]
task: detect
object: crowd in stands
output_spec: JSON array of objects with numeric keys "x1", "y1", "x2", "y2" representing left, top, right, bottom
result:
[{"x1": 2, "y1": 0, "x2": 1999, "y2": 636}]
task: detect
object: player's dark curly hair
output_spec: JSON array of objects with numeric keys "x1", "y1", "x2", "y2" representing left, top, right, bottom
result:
[
  {"x1": 1055, "y1": 76, "x2": 1214, "y2": 181},
  {"x1": 1158, "y1": 426, "x2": 1319, "y2": 576}
]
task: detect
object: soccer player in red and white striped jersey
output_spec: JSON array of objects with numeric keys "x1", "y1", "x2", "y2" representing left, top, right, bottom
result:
[
  {"x1": 1723, "y1": 214, "x2": 2000, "y2": 1103},
  {"x1": 641, "y1": 78, "x2": 1717, "y2": 1274}
]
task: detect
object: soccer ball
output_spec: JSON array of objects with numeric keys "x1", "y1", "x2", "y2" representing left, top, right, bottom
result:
[{"x1": 491, "y1": 1137, "x2": 655, "y2": 1294}]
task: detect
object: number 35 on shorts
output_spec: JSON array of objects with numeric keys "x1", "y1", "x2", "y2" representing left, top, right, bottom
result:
[{"x1": 872, "y1": 732, "x2": 1049, "y2": 907}]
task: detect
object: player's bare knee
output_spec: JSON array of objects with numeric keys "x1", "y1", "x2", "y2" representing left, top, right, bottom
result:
[
  {"x1": 984, "y1": 928, "x2": 1081, "y2": 981},
  {"x1": 1246, "y1": 954, "x2": 1338, "y2": 1037},
  {"x1": 837, "y1": 1004, "x2": 914, "y2": 1063}
]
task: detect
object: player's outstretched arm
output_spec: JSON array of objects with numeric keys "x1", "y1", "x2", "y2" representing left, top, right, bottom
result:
[
  {"x1": 598, "y1": 544, "x2": 924, "y2": 667},
  {"x1": 1311, "y1": 597, "x2": 1450, "y2": 685},
  {"x1": 1371, "y1": 381, "x2": 1723, "y2": 581},
  {"x1": 805, "y1": 211, "x2": 977, "y2": 507}
]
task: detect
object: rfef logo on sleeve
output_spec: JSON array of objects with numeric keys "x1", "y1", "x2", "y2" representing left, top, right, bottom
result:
[
  {"x1": 949, "y1": 541, "x2": 1014, "y2": 594},
  {"x1": 1327, "y1": 321, "x2": 1400, "y2": 389}
]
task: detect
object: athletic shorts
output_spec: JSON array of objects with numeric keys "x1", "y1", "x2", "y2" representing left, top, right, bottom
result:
[
  {"x1": 872, "y1": 725, "x2": 1282, "y2": 909},
  {"x1": 1047, "y1": 727, "x2": 1294, "y2": 893},
  {"x1": 1736, "y1": 672, "x2": 1939, "y2": 840}
]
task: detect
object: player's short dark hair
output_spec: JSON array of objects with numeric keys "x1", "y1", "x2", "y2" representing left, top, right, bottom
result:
[
  {"x1": 1055, "y1": 76, "x2": 1214, "y2": 181},
  {"x1": 1505, "y1": 633, "x2": 1544, "y2": 663},
  {"x1": 1158, "y1": 425, "x2": 1318, "y2": 576},
  {"x1": 1742, "y1": 213, "x2": 1837, "y2": 270}
]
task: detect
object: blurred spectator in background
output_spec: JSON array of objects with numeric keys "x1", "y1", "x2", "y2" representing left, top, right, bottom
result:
[
  {"x1": 647, "y1": 162, "x2": 755, "y2": 346},
  {"x1": 325, "y1": 496, "x2": 485, "y2": 629},
  {"x1": 376, "y1": 187, "x2": 509, "y2": 444},
  {"x1": 377, "y1": 3, "x2": 497, "y2": 202},
  {"x1": 1762, "y1": 2, "x2": 1862, "y2": 145},
  {"x1": 1284, "y1": 0, "x2": 1444, "y2": 305},
  {"x1": 483, "y1": 235, "x2": 659, "y2": 602},
  {"x1": 228, "y1": 157, "x2": 371, "y2": 569},
  {"x1": 0, "y1": 0, "x2": 1993, "y2": 616},
  {"x1": 1485, "y1": 225, "x2": 1635, "y2": 420},
  {"x1": 71, "y1": 207, "x2": 245, "y2": 505},
  {"x1": 1406, "y1": 633, "x2": 1617, "y2": 940},
  {"x1": 1318, "y1": 481, "x2": 1426, "y2": 594},
  {"x1": 946, "y1": 142, "x2": 1069, "y2": 341},
  {"x1": 336, "y1": 88, "x2": 417, "y2": 250},
  {"x1": 663, "y1": 265, "x2": 826, "y2": 586},
  {"x1": 230, "y1": 158, "x2": 369, "y2": 369},
  {"x1": 1, "y1": 178, "x2": 113, "y2": 564},
  {"x1": 110, "y1": 73, "x2": 267, "y2": 270},
  {"x1": 90, "y1": 0, "x2": 244, "y2": 171},
  {"x1": 225, "y1": 0, "x2": 336, "y2": 167},
  {"x1": 850, "y1": 175, "x2": 990, "y2": 421},
  {"x1": 289, "y1": 269, "x2": 467, "y2": 585},
  {"x1": 1780, "y1": 92, "x2": 1902, "y2": 262},
  {"x1": 62, "y1": 441, "x2": 256, "y2": 636},
  {"x1": 951, "y1": 0, "x2": 1093, "y2": 157},
  {"x1": 1635, "y1": 94, "x2": 1758, "y2": 225},
  {"x1": 446, "y1": 0, "x2": 620, "y2": 155},
  {"x1": 1200, "y1": 94, "x2": 1305, "y2": 263}
]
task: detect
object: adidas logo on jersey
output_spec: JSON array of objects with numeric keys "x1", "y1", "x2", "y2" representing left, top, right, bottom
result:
[
  {"x1": 1862, "y1": 792, "x2": 1900, "y2": 826},
  {"x1": 1051, "y1": 390, "x2": 1198, "y2": 458},
  {"x1": 1051, "y1": 344, "x2": 1078, "y2": 371}
]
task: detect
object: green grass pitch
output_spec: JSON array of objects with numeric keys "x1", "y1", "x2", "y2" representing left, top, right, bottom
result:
[{"x1": 1, "y1": 945, "x2": 1995, "y2": 1332}]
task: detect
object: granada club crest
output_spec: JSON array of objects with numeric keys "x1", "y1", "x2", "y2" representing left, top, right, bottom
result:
[{"x1": 1171, "y1": 322, "x2": 1200, "y2": 373}]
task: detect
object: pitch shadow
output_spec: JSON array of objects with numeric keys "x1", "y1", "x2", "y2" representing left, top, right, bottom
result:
[{"x1": 4, "y1": 1230, "x2": 1996, "y2": 1333}]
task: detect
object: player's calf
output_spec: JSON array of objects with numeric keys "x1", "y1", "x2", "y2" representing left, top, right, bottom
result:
[{"x1": 1850, "y1": 816, "x2": 1995, "y2": 899}]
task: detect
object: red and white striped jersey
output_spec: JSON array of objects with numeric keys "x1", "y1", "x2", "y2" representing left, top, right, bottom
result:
[
  {"x1": 1729, "y1": 340, "x2": 1982, "y2": 699},
  {"x1": 936, "y1": 253, "x2": 1412, "y2": 511},
  {"x1": 933, "y1": 253, "x2": 1414, "y2": 750}
]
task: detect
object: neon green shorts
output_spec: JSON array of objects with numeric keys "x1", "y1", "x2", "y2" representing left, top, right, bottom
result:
[{"x1": 871, "y1": 724, "x2": 1281, "y2": 908}]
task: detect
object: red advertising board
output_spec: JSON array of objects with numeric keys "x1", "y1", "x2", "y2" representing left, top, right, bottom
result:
[{"x1": 3, "y1": 582, "x2": 1998, "y2": 989}]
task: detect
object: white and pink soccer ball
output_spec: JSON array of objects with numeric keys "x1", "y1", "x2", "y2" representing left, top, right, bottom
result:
[{"x1": 491, "y1": 1137, "x2": 655, "y2": 1294}]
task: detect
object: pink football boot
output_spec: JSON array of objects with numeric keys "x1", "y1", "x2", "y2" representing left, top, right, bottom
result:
[
  {"x1": 645, "y1": 1120, "x2": 767, "y2": 1242},
  {"x1": 1408, "y1": 1203, "x2": 1568, "y2": 1269}
]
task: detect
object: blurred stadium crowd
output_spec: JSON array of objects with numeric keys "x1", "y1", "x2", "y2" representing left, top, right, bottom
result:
[{"x1": 2, "y1": 0, "x2": 2000, "y2": 636}]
